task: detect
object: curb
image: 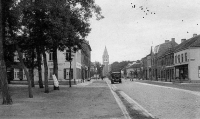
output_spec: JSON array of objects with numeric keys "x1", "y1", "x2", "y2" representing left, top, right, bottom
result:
[
  {"x1": 106, "y1": 79, "x2": 155, "y2": 119},
  {"x1": 105, "y1": 79, "x2": 131, "y2": 119}
]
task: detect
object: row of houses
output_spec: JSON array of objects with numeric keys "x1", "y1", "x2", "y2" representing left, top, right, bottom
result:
[
  {"x1": 123, "y1": 34, "x2": 200, "y2": 83},
  {"x1": 8, "y1": 40, "x2": 92, "y2": 82}
]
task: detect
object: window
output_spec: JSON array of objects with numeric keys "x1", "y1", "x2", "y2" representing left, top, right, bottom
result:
[
  {"x1": 185, "y1": 53, "x2": 187, "y2": 62},
  {"x1": 175, "y1": 55, "x2": 177, "y2": 64},
  {"x1": 14, "y1": 69, "x2": 20, "y2": 79},
  {"x1": 49, "y1": 52, "x2": 53, "y2": 61},
  {"x1": 181, "y1": 54, "x2": 183, "y2": 62},
  {"x1": 178, "y1": 55, "x2": 180, "y2": 63},
  {"x1": 23, "y1": 70, "x2": 26, "y2": 80}
]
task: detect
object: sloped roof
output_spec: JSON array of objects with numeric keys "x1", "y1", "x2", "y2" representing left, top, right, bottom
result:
[
  {"x1": 156, "y1": 40, "x2": 178, "y2": 58},
  {"x1": 174, "y1": 35, "x2": 200, "y2": 52}
]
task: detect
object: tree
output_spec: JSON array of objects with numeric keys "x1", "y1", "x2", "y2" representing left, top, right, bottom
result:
[
  {"x1": 0, "y1": 0, "x2": 12, "y2": 104},
  {"x1": 94, "y1": 62, "x2": 104, "y2": 77},
  {"x1": 111, "y1": 61, "x2": 133, "y2": 72}
]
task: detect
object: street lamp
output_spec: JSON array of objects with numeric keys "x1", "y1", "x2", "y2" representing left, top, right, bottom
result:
[
  {"x1": 66, "y1": 49, "x2": 73, "y2": 87},
  {"x1": 65, "y1": 45, "x2": 78, "y2": 87}
]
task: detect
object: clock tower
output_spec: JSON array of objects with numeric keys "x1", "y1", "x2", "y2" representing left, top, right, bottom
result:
[{"x1": 102, "y1": 46, "x2": 109, "y2": 77}]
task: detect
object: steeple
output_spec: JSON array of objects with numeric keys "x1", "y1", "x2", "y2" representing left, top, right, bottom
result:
[
  {"x1": 102, "y1": 46, "x2": 109, "y2": 77},
  {"x1": 150, "y1": 46, "x2": 153, "y2": 55},
  {"x1": 103, "y1": 46, "x2": 108, "y2": 56}
]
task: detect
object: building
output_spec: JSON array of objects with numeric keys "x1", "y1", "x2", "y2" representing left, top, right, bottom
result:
[
  {"x1": 151, "y1": 38, "x2": 178, "y2": 81},
  {"x1": 102, "y1": 46, "x2": 109, "y2": 77},
  {"x1": 81, "y1": 40, "x2": 92, "y2": 80},
  {"x1": 126, "y1": 62, "x2": 141, "y2": 79},
  {"x1": 12, "y1": 40, "x2": 92, "y2": 82},
  {"x1": 147, "y1": 52, "x2": 152, "y2": 80},
  {"x1": 45, "y1": 49, "x2": 80, "y2": 81},
  {"x1": 159, "y1": 47, "x2": 175, "y2": 82},
  {"x1": 174, "y1": 34, "x2": 200, "y2": 83},
  {"x1": 141, "y1": 56, "x2": 147, "y2": 80}
]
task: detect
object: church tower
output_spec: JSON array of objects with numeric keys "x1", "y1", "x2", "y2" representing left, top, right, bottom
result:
[{"x1": 102, "y1": 46, "x2": 109, "y2": 77}]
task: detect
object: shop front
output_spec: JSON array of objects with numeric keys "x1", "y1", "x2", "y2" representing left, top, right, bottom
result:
[{"x1": 175, "y1": 64, "x2": 188, "y2": 82}]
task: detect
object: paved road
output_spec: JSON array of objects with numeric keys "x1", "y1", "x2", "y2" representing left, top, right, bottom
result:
[{"x1": 114, "y1": 79, "x2": 200, "y2": 119}]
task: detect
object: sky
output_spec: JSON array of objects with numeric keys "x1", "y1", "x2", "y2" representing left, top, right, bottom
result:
[{"x1": 87, "y1": 0, "x2": 200, "y2": 64}]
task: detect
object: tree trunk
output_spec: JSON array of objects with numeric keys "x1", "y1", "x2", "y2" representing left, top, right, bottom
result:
[
  {"x1": 0, "y1": 0, "x2": 12, "y2": 104},
  {"x1": 36, "y1": 46, "x2": 44, "y2": 88},
  {"x1": 30, "y1": 68, "x2": 34, "y2": 87},
  {"x1": 53, "y1": 46, "x2": 58, "y2": 78},
  {"x1": 42, "y1": 47, "x2": 49, "y2": 93},
  {"x1": 30, "y1": 48, "x2": 35, "y2": 87},
  {"x1": 16, "y1": 45, "x2": 33, "y2": 98}
]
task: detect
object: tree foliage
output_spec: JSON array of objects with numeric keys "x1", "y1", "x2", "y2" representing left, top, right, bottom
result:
[
  {"x1": 1, "y1": 0, "x2": 103, "y2": 98},
  {"x1": 94, "y1": 61, "x2": 104, "y2": 76},
  {"x1": 111, "y1": 61, "x2": 133, "y2": 72}
]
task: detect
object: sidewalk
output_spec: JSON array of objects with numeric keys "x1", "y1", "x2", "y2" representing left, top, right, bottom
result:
[
  {"x1": 134, "y1": 79, "x2": 200, "y2": 92},
  {"x1": 0, "y1": 79, "x2": 124, "y2": 119}
]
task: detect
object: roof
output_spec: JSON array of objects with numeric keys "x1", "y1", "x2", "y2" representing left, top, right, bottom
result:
[
  {"x1": 174, "y1": 35, "x2": 200, "y2": 52},
  {"x1": 161, "y1": 47, "x2": 175, "y2": 58},
  {"x1": 155, "y1": 40, "x2": 178, "y2": 58},
  {"x1": 103, "y1": 46, "x2": 108, "y2": 56}
]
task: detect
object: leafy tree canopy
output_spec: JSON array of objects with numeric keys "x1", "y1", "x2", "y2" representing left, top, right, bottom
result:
[{"x1": 111, "y1": 61, "x2": 133, "y2": 72}]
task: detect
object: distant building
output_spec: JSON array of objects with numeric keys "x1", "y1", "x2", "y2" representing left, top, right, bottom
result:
[
  {"x1": 126, "y1": 62, "x2": 141, "y2": 79},
  {"x1": 102, "y1": 46, "x2": 109, "y2": 77}
]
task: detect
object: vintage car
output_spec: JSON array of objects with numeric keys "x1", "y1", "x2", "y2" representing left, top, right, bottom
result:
[{"x1": 110, "y1": 72, "x2": 122, "y2": 84}]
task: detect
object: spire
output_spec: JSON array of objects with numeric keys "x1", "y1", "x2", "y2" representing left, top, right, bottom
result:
[
  {"x1": 150, "y1": 46, "x2": 153, "y2": 55},
  {"x1": 103, "y1": 46, "x2": 108, "y2": 56}
]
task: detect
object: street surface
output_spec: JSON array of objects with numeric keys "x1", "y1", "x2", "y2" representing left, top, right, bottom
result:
[
  {"x1": 115, "y1": 79, "x2": 200, "y2": 119},
  {"x1": 0, "y1": 80, "x2": 124, "y2": 119}
]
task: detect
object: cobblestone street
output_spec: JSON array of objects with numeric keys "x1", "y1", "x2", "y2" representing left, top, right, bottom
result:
[{"x1": 115, "y1": 79, "x2": 200, "y2": 119}]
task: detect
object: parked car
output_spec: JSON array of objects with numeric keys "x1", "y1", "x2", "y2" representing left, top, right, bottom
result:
[{"x1": 110, "y1": 72, "x2": 122, "y2": 84}]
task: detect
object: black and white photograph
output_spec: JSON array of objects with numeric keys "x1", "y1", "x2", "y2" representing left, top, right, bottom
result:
[{"x1": 1, "y1": 0, "x2": 200, "y2": 119}]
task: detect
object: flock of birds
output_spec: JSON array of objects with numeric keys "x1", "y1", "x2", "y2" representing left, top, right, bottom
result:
[
  {"x1": 131, "y1": 3, "x2": 156, "y2": 19},
  {"x1": 130, "y1": 2, "x2": 199, "y2": 34}
]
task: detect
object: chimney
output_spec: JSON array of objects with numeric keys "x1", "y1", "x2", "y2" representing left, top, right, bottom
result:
[
  {"x1": 181, "y1": 39, "x2": 186, "y2": 43},
  {"x1": 193, "y1": 33, "x2": 197, "y2": 37},
  {"x1": 171, "y1": 38, "x2": 175, "y2": 42},
  {"x1": 165, "y1": 40, "x2": 169, "y2": 43}
]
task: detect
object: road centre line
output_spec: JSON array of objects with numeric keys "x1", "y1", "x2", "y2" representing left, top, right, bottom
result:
[
  {"x1": 135, "y1": 82, "x2": 200, "y2": 97},
  {"x1": 106, "y1": 80, "x2": 131, "y2": 119}
]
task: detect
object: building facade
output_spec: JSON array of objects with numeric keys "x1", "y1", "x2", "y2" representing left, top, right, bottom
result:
[
  {"x1": 174, "y1": 34, "x2": 200, "y2": 82},
  {"x1": 151, "y1": 38, "x2": 178, "y2": 81},
  {"x1": 12, "y1": 40, "x2": 91, "y2": 82},
  {"x1": 81, "y1": 40, "x2": 92, "y2": 80}
]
